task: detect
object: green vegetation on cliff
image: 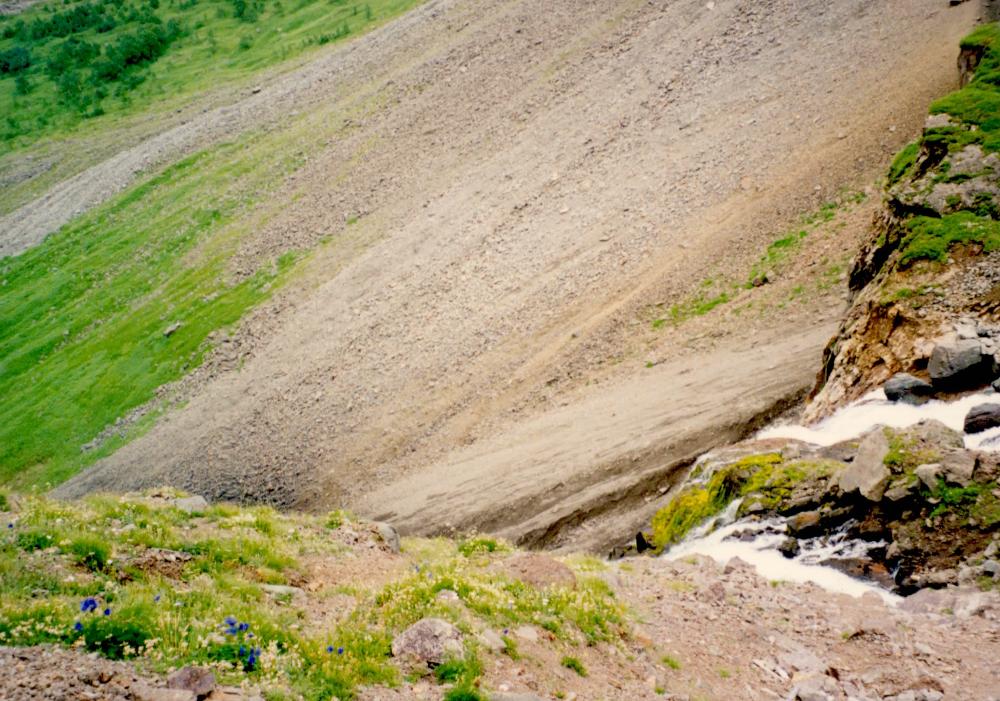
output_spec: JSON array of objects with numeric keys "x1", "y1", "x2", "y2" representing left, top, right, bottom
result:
[{"x1": 890, "y1": 22, "x2": 1000, "y2": 264}]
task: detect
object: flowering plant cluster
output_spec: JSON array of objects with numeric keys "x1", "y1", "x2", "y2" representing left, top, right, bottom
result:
[{"x1": 221, "y1": 616, "x2": 262, "y2": 672}]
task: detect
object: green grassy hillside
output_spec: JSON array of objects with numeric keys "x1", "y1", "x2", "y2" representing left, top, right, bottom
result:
[{"x1": 0, "y1": 0, "x2": 420, "y2": 154}]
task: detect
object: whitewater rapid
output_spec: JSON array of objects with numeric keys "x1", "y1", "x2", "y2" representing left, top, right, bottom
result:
[{"x1": 662, "y1": 388, "x2": 998, "y2": 604}]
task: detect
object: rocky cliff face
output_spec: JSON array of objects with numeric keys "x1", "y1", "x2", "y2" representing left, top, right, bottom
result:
[{"x1": 807, "y1": 25, "x2": 1000, "y2": 421}]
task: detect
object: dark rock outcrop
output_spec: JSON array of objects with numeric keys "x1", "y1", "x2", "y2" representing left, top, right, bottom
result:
[
  {"x1": 965, "y1": 403, "x2": 1000, "y2": 434},
  {"x1": 884, "y1": 372, "x2": 934, "y2": 404}
]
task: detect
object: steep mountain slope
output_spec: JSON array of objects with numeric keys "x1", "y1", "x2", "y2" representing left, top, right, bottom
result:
[{"x1": 52, "y1": 0, "x2": 981, "y2": 545}]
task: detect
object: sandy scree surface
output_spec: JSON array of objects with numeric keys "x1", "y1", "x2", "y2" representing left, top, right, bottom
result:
[{"x1": 55, "y1": 0, "x2": 981, "y2": 547}]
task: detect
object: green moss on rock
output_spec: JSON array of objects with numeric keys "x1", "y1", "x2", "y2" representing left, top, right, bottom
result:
[{"x1": 650, "y1": 453, "x2": 839, "y2": 550}]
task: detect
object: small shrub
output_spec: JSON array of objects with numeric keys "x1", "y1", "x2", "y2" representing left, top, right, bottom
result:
[
  {"x1": 77, "y1": 610, "x2": 152, "y2": 659},
  {"x1": 434, "y1": 654, "x2": 481, "y2": 685},
  {"x1": 0, "y1": 45, "x2": 30, "y2": 74},
  {"x1": 561, "y1": 656, "x2": 587, "y2": 677},
  {"x1": 662, "y1": 654, "x2": 681, "y2": 670},
  {"x1": 66, "y1": 536, "x2": 110, "y2": 572},
  {"x1": 457, "y1": 537, "x2": 504, "y2": 557},
  {"x1": 16, "y1": 528, "x2": 55, "y2": 551}
]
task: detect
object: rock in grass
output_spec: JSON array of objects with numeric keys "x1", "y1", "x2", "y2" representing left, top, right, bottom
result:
[
  {"x1": 964, "y1": 403, "x2": 1000, "y2": 434},
  {"x1": 171, "y1": 495, "x2": 209, "y2": 513},
  {"x1": 884, "y1": 373, "x2": 934, "y2": 404},
  {"x1": 167, "y1": 667, "x2": 215, "y2": 699},
  {"x1": 390, "y1": 618, "x2": 463, "y2": 666},
  {"x1": 838, "y1": 430, "x2": 891, "y2": 501},
  {"x1": 372, "y1": 521, "x2": 401, "y2": 553},
  {"x1": 914, "y1": 463, "x2": 942, "y2": 491},
  {"x1": 502, "y1": 552, "x2": 576, "y2": 589}
]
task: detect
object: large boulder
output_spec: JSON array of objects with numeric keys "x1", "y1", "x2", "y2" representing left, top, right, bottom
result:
[
  {"x1": 928, "y1": 339, "x2": 993, "y2": 390},
  {"x1": 390, "y1": 618, "x2": 463, "y2": 667},
  {"x1": 884, "y1": 373, "x2": 934, "y2": 404},
  {"x1": 964, "y1": 403, "x2": 1000, "y2": 434},
  {"x1": 838, "y1": 430, "x2": 891, "y2": 501}
]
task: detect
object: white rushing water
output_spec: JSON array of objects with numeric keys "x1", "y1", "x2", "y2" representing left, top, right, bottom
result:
[
  {"x1": 666, "y1": 501, "x2": 902, "y2": 604},
  {"x1": 661, "y1": 390, "x2": 999, "y2": 604},
  {"x1": 758, "y1": 388, "x2": 1000, "y2": 451}
]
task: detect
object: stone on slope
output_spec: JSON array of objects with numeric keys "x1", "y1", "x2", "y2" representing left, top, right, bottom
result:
[
  {"x1": 167, "y1": 667, "x2": 215, "y2": 699},
  {"x1": 838, "y1": 429, "x2": 890, "y2": 501},
  {"x1": 928, "y1": 339, "x2": 992, "y2": 390},
  {"x1": 940, "y1": 449, "x2": 976, "y2": 486},
  {"x1": 171, "y1": 495, "x2": 209, "y2": 513},
  {"x1": 390, "y1": 618, "x2": 463, "y2": 666},
  {"x1": 502, "y1": 553, "x2": 576, "y2": 589},
  {"x1": 883, "y1": 373, "x2": 934, "y2": 404},
  {"x1": 964, "y1": 403, "x2": 1000, "y2": 434},
  {"x1": 372, "y1": 521, "x2": 401, "y2": 553}
]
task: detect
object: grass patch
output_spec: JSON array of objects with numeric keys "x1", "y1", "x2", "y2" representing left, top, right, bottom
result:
[
  {"x1": 887, "y1": 141, "x2": 919, "y2": 186},
  {"x1": 899, "y1": 211, "x2": 1000, "y2": 265},
  {"x1": 560, "y1": 655, "x2": 587, "y2": 677},
  {"x1": 0, "y1": 491, "x2": 631, "y2": 698},
  {"x1": 662, "y1": 654, "x2": 681, "y2": 670},
  {"x1": 0, "y1": 130, "x2": 307, "y2": 488}
]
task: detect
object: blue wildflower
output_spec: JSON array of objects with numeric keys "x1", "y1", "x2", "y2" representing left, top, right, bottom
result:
[
  {"x1": 238, "y1": 622, "x2": 249, "y2": 632},
  {"x1": 224, "y1": 616, "x2": 238, "y2": 626},
  {"x1": 240, "y1": 645, "x2": 247, "y2": 656},
  {"x1": 73, "y1": 621, "x2": 83, "y2": 632},
  {"x1": 103, "y1": 608, "x2": 111, "y2": 616},
  {"x1": 326, "y1": 645, "x2": 334, "y2": 653},
  {"x1": 337, "y1": 647, "x2": 344, "y2": 655},
  {"x1": 153, "y1": 594, "x2": 161, "y2": 603},
  {"x1": 80, "y1": 598, "x2": 98, "y2": 613},
  {"x1": 6, "y1": 523, "x2": 12, "y2": 529},
  {"x1": 247, "y1": 632, "x2": 254, "y2": 639}
]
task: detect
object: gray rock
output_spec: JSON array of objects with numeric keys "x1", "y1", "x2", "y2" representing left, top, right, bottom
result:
[
  {"x1": 171, "y1": 496, "x2": 209, "y2": 513},
  {"x1": 778, "y1": 538, "x2": 800, "y2": 559},
  {"x1": 838, "y1": 430, "x2": 891, "y2": 501},
  {"x1": 964, "y1": 403, "x2": 1000, "y2": 434},
  {"x1": 786, "y1": 511, "x2": 822, "y2": 537},
  {"x1": 477, "y1": 629, "x2": 507, "y2": 653},
  {"x1": 260, "y1": 584, "x2": 305, "y2": 600},
  {"x1": 372, "y1": 521, "x2": 400, "y2": 553},
  {"x1": 928, "y1": 339, "x2": 992, "y2": 390},
  {"x1": 884, "y1": 477, "x2": 917, "y2": 502},
  {"x1": 993, "y1": 376, "x2": 1000, "y2": 392},
  {"x1": 390, "y1": 618, "x2": 463, "y2": 666},
  {"x1": 975, "y1": 452, "x2": 1000, "y2": 482},
  {"x1": 914, "y1": 463, "x2": 942, "y2": 491},
  {"x1": 884, "y1": 373, "x2": 934, "y2": 404},
  {"x1": 983, "y1": 559, "x2": 1000, "y2": 577},
  {"x1": 940, "y1": 450, "x2": 976, "y2": 487},
  {"x1": 167, "y1": 667, "x2": 215, "y2": 699}
]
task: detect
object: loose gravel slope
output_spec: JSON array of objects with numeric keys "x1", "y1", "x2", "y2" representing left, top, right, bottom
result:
[{"x1": 55, "y1": 0, "x2": 981, "y2": 546}]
